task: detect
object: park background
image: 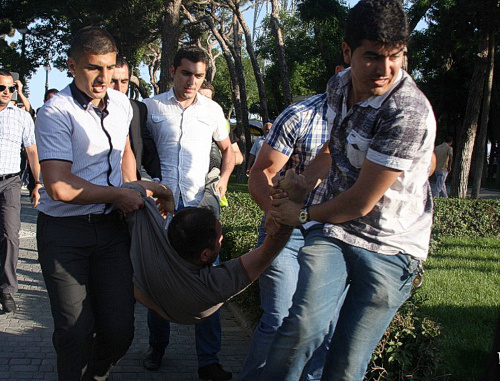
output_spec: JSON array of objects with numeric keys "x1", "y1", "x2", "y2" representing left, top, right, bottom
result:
[{"x1": 2, "y1": 0, "x2": 500, "y2": 379}]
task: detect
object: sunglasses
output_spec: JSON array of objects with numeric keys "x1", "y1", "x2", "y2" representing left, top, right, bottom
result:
[{"x1": 0, "y1": 85, "x2": 17, "y2": 93}]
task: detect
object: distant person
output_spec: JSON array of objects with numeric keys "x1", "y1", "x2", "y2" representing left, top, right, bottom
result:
[
  {"x1": 110, "y1": 57, "x2": 161, "y2": 181},
  {"x1": 246, "y1": 122, "x2": 272, "y2": 176},
  {"x1": 0, "y1": 69, "x2": 41, "y2": 313},
  {"x1": 433, "y1": 136, "x2": 453, "y2": 198},
  {"x1": 36, "y1": 88, "x2": 59, "y2": 116},
  {"x1": 142, "y1": 47, "x2": 235, "y2": 380},
  {"x1": 35, "y1": 27, "x2": 144, "y2": 380}
]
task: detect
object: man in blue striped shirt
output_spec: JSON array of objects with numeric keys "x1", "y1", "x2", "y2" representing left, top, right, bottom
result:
[{"x1": 242, "y1": 94, "x2": 332, "y2": 381}]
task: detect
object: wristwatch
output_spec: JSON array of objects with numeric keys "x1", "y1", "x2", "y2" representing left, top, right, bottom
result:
[{"x1": 298, "y1": 206, "x2": 310, "y2": 224}]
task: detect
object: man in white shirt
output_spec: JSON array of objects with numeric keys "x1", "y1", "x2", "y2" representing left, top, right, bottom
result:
[
  {"x1": 143, "y1": 47, "x2": 235, "y2": 381},
  {"x1": 0, "y1": 69, "x2": 41, "y2": 313}
]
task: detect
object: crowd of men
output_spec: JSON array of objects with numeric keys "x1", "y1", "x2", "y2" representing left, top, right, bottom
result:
[{"x1": 0, "y1": 0, "x2": 441, "y2": 380}]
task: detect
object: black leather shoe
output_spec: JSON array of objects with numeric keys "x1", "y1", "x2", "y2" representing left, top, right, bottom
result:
[
  {"x1": 142, "y1": 346, "x2": 165, "y2": 371},
  {"x1": 1, "y1": 293, "x2": 16, "y2": 313},
  {"x1": 198, "y1": 363, "x2": 232, "y2": 381}
]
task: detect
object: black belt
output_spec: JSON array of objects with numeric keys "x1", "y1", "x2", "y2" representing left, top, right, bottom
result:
[
  {"x1": 67, "y1": 210, "x2": 122, "y2": 224},
  {"x1": 0, "y1": 173, "x2": 20, "y2": 181}
]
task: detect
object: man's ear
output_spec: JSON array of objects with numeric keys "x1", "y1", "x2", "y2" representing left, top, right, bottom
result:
[
  {"x1": 169, "y1": 65, "x2": 175, "y2": 80},
  {"x1": 199, "y1": 249, "x2": 212, "y2": 265},
  {"x1": 68, "y1": 58, "x2": 76, "y2": 77},
  {"x1": 342, "y1": 42, "x2": 352, "y2": 65}
]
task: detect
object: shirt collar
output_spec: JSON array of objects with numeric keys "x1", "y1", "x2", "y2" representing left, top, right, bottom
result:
[
  {"x1": 353, "y1": 69, "x2": 404, "y2": 109},
  {"x1": 166, "y1": 87, "x2": 203, "y2": 107},
  {"x1": 70, "y1": 80, "x2": 109, "y2": 111}
]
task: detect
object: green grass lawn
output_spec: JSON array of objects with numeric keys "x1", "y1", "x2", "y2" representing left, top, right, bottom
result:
[{"x1": 419, "y1": 236, "x2": 500, "y2": 380}]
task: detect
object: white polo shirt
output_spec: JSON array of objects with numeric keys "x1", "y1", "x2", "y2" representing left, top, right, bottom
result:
[
  {"x1": 0, "y1": 102, "x2": 36, "y2": 175},
  {"x1": 144, "y1": 89, "x2": 228, "y2": 208},
  {"x1": 35, "y1": 84, "x2": 132, "y2": 217}
]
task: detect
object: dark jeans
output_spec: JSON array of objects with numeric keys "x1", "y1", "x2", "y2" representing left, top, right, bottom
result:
[
  {"x1": 0, "y1": 176, "x2": 21, "y2": 295},
  {"x1": 37, "y1": 212, "x2": 135, "y2": 380}
]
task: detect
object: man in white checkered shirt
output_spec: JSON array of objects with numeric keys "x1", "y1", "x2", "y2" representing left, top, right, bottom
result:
[{"x1": 0, "y1": 68, "x2": 41, "y2": 313}]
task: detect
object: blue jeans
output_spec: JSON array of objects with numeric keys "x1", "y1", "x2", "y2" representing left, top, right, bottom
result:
[
  {"x1": 433, "y1": 170, "x2": 448, "y2": 197},
  {"x1": 261, "y1": 227, "x2": 418, "y2": 381},
  {"x1": 147, "y1": 196, "x2": 222, "y2": 367},
  {"x1": 241, "y1": 221, "x2": 333, "y2": 381}
]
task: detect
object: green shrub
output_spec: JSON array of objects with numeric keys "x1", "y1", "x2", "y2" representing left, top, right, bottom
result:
[
  {"x1": 366, "y1": 291, "x2": 444, "y2": 381},
  {"x1": 432, "y1": 198, "x2": 500, "y2": 237}
]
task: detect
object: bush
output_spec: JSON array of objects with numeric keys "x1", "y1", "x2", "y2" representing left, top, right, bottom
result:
[
  {"x1": 366, "y1": 292, "x2": 444, "y2": 381},
  {"x1": 432, "y1": 198, "x2": 500, "y2": 238}
]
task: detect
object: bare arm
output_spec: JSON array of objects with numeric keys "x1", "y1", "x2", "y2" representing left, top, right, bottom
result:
[
  {"x1": 122, "y1": 137, "x2": 137, "y2": 182},
  {"x1": 232, "y1": 142, "x2": 244, "y2": 165},
  {"x1": 41, "y1": 160, "x2": 144, "y2": 214},
  {"x1": 239, "y1": 225, "x2": 293, "y2": 282},
  {"x1": 25, "y1": 144, "x2": 41, "y2": 207},
  {"x1": 134, "y1": 180, "x2": 175, "y2": 216},
  {"x1": 248, "y1": 142, "x2": 290, "y2": 212},
  {"x1": 215, "y1": 136, "x2": 235, "y2": 199},
  {"x1": 15, "y1": 80, "x2": 32, "y2": 113},
  {"x1": 270, "y1": 159, "x2": 401, "y2": 226}
]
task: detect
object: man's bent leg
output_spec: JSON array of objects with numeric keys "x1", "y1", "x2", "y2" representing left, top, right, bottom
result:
[
  {"x1": 261, "y1": 229, "x2": 348, "y2": 381},
  {"x1": 84, "y1": 218, "x2": 135, "y2": 379},
  {"x1": 321, "y1": 248, "x2": 417, "y2": 381},
  {"x1": 240, "y1": 227, "x2": 302, "y2": 380}
]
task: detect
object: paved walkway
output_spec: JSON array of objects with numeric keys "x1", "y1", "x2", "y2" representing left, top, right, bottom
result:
[{"x1": 0, "y1": 189, "x2": 252, "y2": 380}]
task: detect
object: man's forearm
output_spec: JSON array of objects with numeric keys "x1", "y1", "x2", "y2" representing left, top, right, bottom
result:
[{"x1": 248, "y1": 168, "x2": 274, "y2": 212}]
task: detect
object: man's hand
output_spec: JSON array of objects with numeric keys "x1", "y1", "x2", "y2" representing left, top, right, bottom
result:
[
  {"x1": 114, "y1": 188, "x2": 145, "y2": 214},
  {"x1": 138, "y1": 180, "x2": 175, "y2": 217},
  {"x1": 215, "y1": 179, "x2": 228, "y2": 200},
  {"x1": 275, "y1": 168, "x2": 308, "y2": 203},
  {"x1": 14, "y1": 80, "x2": 23, "y2": 94},
  {"x1": 269, "y1": 198, "x2": 303, "y2": 227},
  {"x1": 30, "y1": 183, "x2": 42, "y2": 208}
]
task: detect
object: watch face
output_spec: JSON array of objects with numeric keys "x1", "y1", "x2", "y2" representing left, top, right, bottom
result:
[{"x1": 298, "y1": 208, "x2": 308, "y2": 224}]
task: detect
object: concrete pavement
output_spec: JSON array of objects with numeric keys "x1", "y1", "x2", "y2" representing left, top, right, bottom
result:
[{"x1": 0, "y1": 189, "x2": 252, "y2": 380}]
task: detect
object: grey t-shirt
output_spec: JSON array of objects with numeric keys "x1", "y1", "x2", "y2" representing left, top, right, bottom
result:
[{"x1": 123, "y1": 182, "x2": 251, "y2": 324}]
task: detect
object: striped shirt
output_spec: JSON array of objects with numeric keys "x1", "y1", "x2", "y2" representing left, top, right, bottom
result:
[
  {"x1": 266, "y1": 93, "x2": 330, "y2": 206},
  {"x1": 35, "y1": 83, "x2": 132, "y2": 217},
  {"x1": 0, "y1": 103, "x2": 35, "y2": 174},
  {"x1": 323, "y1": 69, "x2": 436, "y2": 260}
]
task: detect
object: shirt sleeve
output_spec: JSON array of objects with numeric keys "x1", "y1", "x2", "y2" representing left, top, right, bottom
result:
[
  {"x1": 366, "y1": 99, "x2": 435, "y2": 171},
  {"x1": 35, "y1": 104, "x2": 74, "y2": 163},
  {"x1": 212, "y1": 104, "x2": 229, "y2": 142},
  {"x1": 22, "y1": 112, "x2": 36, "y2": 148},
  {"x1": 265, "y1": 106, "x2": 300, "y2": 157}
]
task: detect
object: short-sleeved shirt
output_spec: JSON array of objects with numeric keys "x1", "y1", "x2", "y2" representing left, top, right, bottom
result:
[
  {"x1": 434, "y1": 142, "x2": 452, "y2": 172},
  {"x1": 266, "y1": 93, "x2": 331, "y2": 206},
  {"x1": 35, "y1": 84, "x2": 133, "y2": 217},
  {"x1": 124, "y1": 182, "x2": 251, "y2": 324},
  {"x1": 144, "y1": 89, "x2": 228, "y2": 209},
  {"x1": 324, "y1": 69, "x2": 436, "y2": 260},
  {"x1": 0, "y1": 102, "x2": 36, "y2": 174}
]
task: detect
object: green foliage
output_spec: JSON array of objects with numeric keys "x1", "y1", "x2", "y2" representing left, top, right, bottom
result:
[
  {"x1": 432, "y1": 198, "x2": 500, "y2": 237},
  {"x1": 367, "y1": 292, "x2": 443, "y2": 381}
]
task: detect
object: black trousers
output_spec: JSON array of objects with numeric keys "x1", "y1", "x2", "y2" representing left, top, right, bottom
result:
[{"x1": 37, "y1": 211, "x2": 135, "y2": 380}]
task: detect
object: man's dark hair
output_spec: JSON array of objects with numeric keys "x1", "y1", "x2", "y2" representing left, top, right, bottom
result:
[
  {"x1": 445, "y1": 136, "x2": 453, "y2": 144},
  {"x1": 115, "y1": 57, "x2": 131, "y2": 78},
  {"x1": 200, "y1": 80, "x2": 215, "y2": 96},
  {"x1": 44, "y1": 88, "x2": 59, "y2": 102},
  {"x1": 173, "y1": 47, "x2": 209, "y2": 70},
  {"x1": 167, "y1": 207, "x2": 217, "y2": 263},
  {"x1": 69, "y1": 26, "x2": 117, "y2": 62},
  {"x1": 344, "y1": 0, "x2": 409, "y2": 52},
  {"x1": 0, "y1": 68, "x2": 12, "y2": 78}
]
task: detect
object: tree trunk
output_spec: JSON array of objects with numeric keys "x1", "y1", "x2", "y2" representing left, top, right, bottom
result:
[
  {"x1": 270, "y1": 0, "x2": 292, "y2": 108},
  {"x1": 229, "y1": 0, "x2": 270, "y2": 123},
  {"x1": 159, "y1": 0, "x2": 182, "y2": 93},
  {"x1": 450, "y1": 36, "x2": 489, "y2": 198},
  {"x1": 472, "y1": 32, "x2": 495, "y2": 198}
]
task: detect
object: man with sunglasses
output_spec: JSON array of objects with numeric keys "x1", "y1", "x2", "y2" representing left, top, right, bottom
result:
[{"x1": 0, "y1": 69, "x2": 41, "y2": 313}]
